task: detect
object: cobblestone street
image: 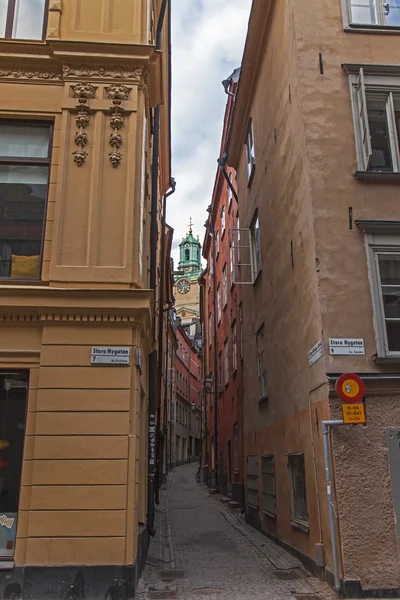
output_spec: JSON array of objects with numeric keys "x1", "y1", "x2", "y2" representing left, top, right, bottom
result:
[{"x1": 137, "y1": 463, "x2": 337, "y2": 600}]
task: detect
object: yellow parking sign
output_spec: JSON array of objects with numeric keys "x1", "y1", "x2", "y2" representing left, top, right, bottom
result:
[{"x1": 342, "y1": 403, "x2": 366, "y2": 424}]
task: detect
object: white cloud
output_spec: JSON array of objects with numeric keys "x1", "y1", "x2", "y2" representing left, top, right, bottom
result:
[{"x1": 168, "y1": 0, "x2": 251, "y2": 264}]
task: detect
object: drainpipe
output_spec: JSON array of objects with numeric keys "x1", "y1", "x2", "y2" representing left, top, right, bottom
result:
[
  {"x1": 322, "y1": 420, "x2": 344, "y2": 592},
  {"x1": 209, "y1": 213, "x2": 219, "y2": 490},
  {"x1": 147, "y1": 0, "x2": 170, "y2": 538}
]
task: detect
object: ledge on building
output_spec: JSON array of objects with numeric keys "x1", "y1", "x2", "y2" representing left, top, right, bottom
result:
[
  {"x1": 354, "y1": 171, "x2": 400, "y2": 181},
  {"x1": 345, "y1": 23, "x2": 400, "y2": 34},
  {"x1": 0, "y1": 561, "x2": 14, "y2": 570},
  {"x1": 290, "y1": 520, "x2": 309, "y2": 534},
  {"x1": 373, "y1": 355, "x2": 400, "y2": 364},
  {"x1": 263, "y1": 510, "x2": 276, "y2": 520}
]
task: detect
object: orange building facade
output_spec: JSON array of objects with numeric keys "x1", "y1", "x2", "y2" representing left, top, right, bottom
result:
[{"x1": 0, "y1": 1, "x2": 171, "y2": 597}]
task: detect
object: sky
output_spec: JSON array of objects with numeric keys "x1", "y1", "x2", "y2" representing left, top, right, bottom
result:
[{"x1": 169, "y1": 0, "x2": 252, "y2": 265}]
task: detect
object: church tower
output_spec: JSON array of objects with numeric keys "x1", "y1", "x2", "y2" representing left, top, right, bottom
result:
[{"x1": 174, "y1": 220, "x2": 202, "y2": 326}]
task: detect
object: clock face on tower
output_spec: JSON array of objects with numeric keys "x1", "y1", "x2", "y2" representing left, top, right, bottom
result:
[{"x1": 177, "y1": 279, "x2": 191, "y2": 294}]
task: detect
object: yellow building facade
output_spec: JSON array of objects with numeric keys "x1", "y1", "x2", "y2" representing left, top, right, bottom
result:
[{"x1": 0, "y1": 1, "x2": 171, "y2": 597}]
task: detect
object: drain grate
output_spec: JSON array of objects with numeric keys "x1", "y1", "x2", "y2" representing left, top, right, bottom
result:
[
  {"x1": 159, "y1": 571, "x2": 185, "y2": 581},
  {"x1": 273, "y1": 570, "x2": 302, "y2": 581}
]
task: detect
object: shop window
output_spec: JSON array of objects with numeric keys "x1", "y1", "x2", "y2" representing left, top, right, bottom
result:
[
  {"x1": 0, "y1": 122, "x2": 52, "y2": 280},
  {"x1": 0, "y1": 0, "x2": 48, "y2": 40}
]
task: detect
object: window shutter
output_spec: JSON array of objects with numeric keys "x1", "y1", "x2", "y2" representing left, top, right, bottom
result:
[
  {"x1": 386, "y1": 92, "x2": 400, "y2": 171},
  {"x1": 356, "y1": 68, "x2": 372, "y2": 171}
]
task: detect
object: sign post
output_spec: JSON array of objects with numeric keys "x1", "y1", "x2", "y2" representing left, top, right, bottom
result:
[{"x1": 335, "y1": 373, "x2": 366, "y2": 424}]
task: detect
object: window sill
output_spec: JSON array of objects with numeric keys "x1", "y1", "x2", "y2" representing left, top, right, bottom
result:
[
  {"x1": 354, "y1": 171, "x2": 400, "y2": 182},
  {"x1": 345, "y1": 23, "x2": 400, "y2": 34},
  {"x1": 263, "y1": 510, "x2": 276, "y2": 519},
  {"x1": 373, "y1": 355, "x2": 400, "y2": 364},
  {"x1": 290, "y1": 520, "x2": 309, "y2": 533}
]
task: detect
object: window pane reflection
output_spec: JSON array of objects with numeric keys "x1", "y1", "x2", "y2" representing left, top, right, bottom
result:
[
  {"x1": 12, "y1": 0, "x2": 46, "y2": 39},
  {"x1": 385, "y1": 0, "x2": 400, "y2": 25},
  {"x1": 350, "y1": 0, "x2": 377, "y2": 23},
  {"x1": 0, "y1": 0, "x2": 7, "y2": 37}
]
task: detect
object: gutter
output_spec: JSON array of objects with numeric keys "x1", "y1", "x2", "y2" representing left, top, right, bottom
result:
[{"x1": 147, "y1": 0, "x2": 171, "y2": 538}]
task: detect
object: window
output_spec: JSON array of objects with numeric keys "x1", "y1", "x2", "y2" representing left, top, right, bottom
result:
[
  {"x1": 350, "y1": 68, "x2": 400, "y2": 174},
  {"x1": 289, "y1": 454, "x2": 308, "y2": 526},
  {"x1": 0, "y1": 122, "x2": 52, "y2": 280},
  {"x1": 250, "y1": 215, "x2": 262, "y2": 279},
  {"x1": 169, "y1": 401, "x2": 175, "y2": 423},
  {"x1": 360, "y1": 222, "x2": 400, "y2": 357},
  {"x1": 230, "y1": 239, "x2": 235, "y2": 282},
  {"x1": 185, "y1": 248, "x2": 190, "y2": 261},
  {"x1": 239, "y1": 303, "x2": 244, "y2": 359},
  {"x1": 233, "y1": 424, "x2": 239, "y2": 472},
  {"x1": 256, "y1": 325, "x2": 267, "y2": 400},
  {"x1": 217, "y1": 283, "x2": 221, "y2": 323},
  {"x1": 221, "y1": 206, "x2": 226, "y2": 237},
  {"x1": 224, "y1": 338, "x2": 229, "y2": 386},
  {"x1": 262, "y1": 456, "x2": 276, "y2": 517},
  {"x1": 232, "y1": 321, "x2": 237, "y2": 372},
  {"x1": 222, "y1": 264, "x2": 228, "y2": 307},
  {"x1": 346, "y1": 0, "x2": 400, "y2": 27},
  {"x1": 209, "y1": 312, "x2": 212, "y2": 347},
  {"x1": 218, "y1": 351, "x2": 222, "y2": 393},
  {"x1": 245, "y1": 118, "x2": 256, "y2": 181},
  {"x1": 227, "y1": 173, "x2": 233, "y2": 211},
  {"x1": 216, "y1": 230, "x2": 220, "y2": 257},
  {"x1": 0, "y1": 0, "x2": 48, "y2": 40},
  {"x1": 247, "y1": 455, "x2": 258, "y2": 508}
]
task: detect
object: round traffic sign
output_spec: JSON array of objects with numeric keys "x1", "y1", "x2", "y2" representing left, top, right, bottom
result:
[{"x1": 336, "y1": 373, "x2": 365, "y2": 403}]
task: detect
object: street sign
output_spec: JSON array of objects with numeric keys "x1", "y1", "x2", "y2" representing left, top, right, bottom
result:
[
  {"x1": 329, "y1": 338, "x2": 365, "y2": 355},
  {"x1": 308, "y1": 340, "x2": 323, "y2": 367},
  {"x1": 91, "y1": 347, "x2": 131, "y2": 365},
  {"x1": 336, "y1": 373, "x2": 365, "y2": 403},
  {"x1": 342, "y1": 403, "x2": 366, "y2": 424}
]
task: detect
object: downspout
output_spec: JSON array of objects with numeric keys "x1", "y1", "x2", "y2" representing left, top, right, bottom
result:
[
  {"x1": 322, "y1": 420, "x2": 344, "y2": 593},
  {"x1": 147, "y1": 0, "x2": 170, "y2": 538},
  {"x1": 211, "y1": 215, "x2": 219, "y2": 490}
]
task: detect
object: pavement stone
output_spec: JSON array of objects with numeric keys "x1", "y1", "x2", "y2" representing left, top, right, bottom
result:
[{"x1": 137, "y1": 463, "x2": 337, "y2": 600}]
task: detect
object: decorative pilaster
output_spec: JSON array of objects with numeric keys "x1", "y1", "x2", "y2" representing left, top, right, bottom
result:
[
  {"x1": 106, "y1": 84, "x2": 131, "y2": 168},
  {"x1": 71, "y1": 82, "x2": 97, "y2": 166},
  {"x1": 47, "y1": 0, "x2": 62, "y2": 39}
]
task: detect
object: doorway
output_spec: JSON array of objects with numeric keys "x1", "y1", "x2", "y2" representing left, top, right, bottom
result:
[{"x1": 0, "y1": 372, "x2": 28, "y2": 560}]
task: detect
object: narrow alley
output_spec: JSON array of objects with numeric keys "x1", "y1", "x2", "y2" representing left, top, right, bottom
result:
[{"x1": 138, "y1": 464, "x2": 336, "y2": 600}]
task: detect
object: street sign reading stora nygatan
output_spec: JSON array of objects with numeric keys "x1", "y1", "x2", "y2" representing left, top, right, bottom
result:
[{"x1": 336, "y1": 373, "x2": 365, "y2": 403}]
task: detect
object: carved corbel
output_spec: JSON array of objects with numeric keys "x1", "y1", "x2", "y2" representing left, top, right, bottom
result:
[
  {"x1": 71, "y1": 83, "x2": 97, "y2": 167},
  {"x1": 106, "y1": 84, "x2": 131, "y2": 167}
]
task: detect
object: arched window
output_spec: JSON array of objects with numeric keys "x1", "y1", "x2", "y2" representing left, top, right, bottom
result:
[{"x1": 185, "y1": 248, "x2": 190, "y2": 261}]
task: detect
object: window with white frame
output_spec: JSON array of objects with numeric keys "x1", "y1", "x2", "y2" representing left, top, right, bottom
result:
[
  {"x1": 224, "y1": 338, "x2": 229, "y2": 386},
  {"x1": 218, "y1": 351, "x2": 223, "y2": 392},
  {"x1": 217, "y1": 283, "x2": 221, "y2": 323},
  {"x1": 288, "y1": 453, "x2": 308, "y2": 525},
  {"x1": 221, "y1": 206, "x2": 226, "y2": 237},
  {"x1": 230, "y1": 239, "x2": 235, "y2": 282},
  {"x1": 262, "y1": 455, "x2": 276, "y2": 517},
  {"x1": 256, "y1": 325, "x2": 267, "y2": 400},
  {"x1": 246, "y1": 118, "x2": 256, "y2": 180},
  {"x1": 345, "y1": 0, "x2": 400, "y2": 27},
  {"x1": 233, "y1": 424, "x2": 239, "y2": 472},
  {"x1": 247, "y1": 455, "x2": 259, "y2": 508},
  {"x1": 216, "y1": 230, "x2": 220, "y2": 257},
  {"x1": 222, "y1": 263, "x2": 228, "y2": 307},
  {"x1": 350, "y1": 67, "x2": 400, "y2": 174},
  {"x1": 227, "y1": 173, "x2": 233, "y2": 211},
  {"x1": 359, "y1": 222, "x2": 400, "y2": 356},
  {"x1": 251, "y1": 215, "x2": 262, "y2": 279},
  {"x1": 232, "y1": 320, "x2": 237, "y2": 372}
]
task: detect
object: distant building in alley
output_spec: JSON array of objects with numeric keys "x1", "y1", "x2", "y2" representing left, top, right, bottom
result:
[
  {"x1": 224, "y1": 0, "x2": 400, "y2": 596},
  {"x1": 201, "y1": 68, "x2": 244, "y2": 504}
]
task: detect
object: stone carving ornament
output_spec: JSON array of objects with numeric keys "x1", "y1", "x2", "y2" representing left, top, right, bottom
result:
[
  {"x1": 106, "y1": 84, "x2": 131, "y2": 168},
  {"x1": 71, "y1": 83, "x2": 97, "y2": 167}
]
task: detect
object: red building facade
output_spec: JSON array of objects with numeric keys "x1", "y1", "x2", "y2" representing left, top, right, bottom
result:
[{"x1": 202, "y1": 71, "x2": 244, "y2": 504}]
